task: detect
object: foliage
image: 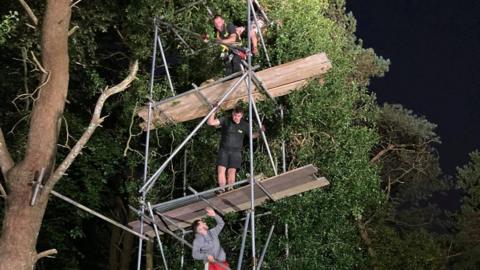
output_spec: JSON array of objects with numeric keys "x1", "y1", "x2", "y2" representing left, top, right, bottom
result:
[
  {"x1": 0, "y1": 11, "x2": 19, "y2": 45},
  {"x1": 452, "y1": 150, "x2": 480, "y2": 269},
  {"x1": 365, "y1": 104, "x2": 451, "y2": 269}
]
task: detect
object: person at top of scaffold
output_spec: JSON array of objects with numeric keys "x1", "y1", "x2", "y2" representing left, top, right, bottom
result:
[{"x1": 203, "y1": 14, "x2": 262, "y2": 75}]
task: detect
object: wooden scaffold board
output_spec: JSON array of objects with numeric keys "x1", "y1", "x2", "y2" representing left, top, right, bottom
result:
[
  {"x1": 129, "y1": 164, "x2": 329, "y2": 237},
  {"x1": 137, "y1": 53, "x2": 331, "y2": 129}
]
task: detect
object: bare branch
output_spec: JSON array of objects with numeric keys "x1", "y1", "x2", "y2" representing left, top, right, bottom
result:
[
  {"x1": 370, "y1": 144, "x2": 396, "y2": 163},
  {"x1": 11, "y1": 71, "x2": 50, "y2": 113},
  {"x1": 35, "y1": 248, "x2": 57, "y2": 261},
  {"x1": 0, "y1": 183, "x2": 6, "y2": 198},
  {"x1": 68, "y1": 25, "x2": 79, "y2": 36},
  {"x1": 70, "y1": 0, "x2": 83, "y2": 9},
  {"x1": 57, "y1": 116, "x2": 72, "y2": 150},
  {"x1": 123, "y1": 102, "x2": 144, "y2": 157},
  {"x1": 30, "y1": 51, "x2": 48, "y2": 74},
  {"x1": 0, "y1": 128, "x2": 15, "y2": 181},
  {"x1": 7, "y1": 114, "x2": 30, "y2": 134},
  {"x1": 18, "y1": 0, "x2": 38, "y2": 26},
  {"x1": 45, "y1": 60, "x2": 139, "y2": 190}
]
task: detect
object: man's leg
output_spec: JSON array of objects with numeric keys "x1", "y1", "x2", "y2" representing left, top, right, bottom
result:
[
  {"x1": 231, "y1": 54, "x2": 242, "y2": 73},
  {"x1": 227, "y1": 168, "x2": 237, "y2": 186},
  {"x1": 224, "y1": 56, "x2": 232, "y2": 75},
  {"x1": 249, "y1": 29, "x2": 258, "y2": 55},
  {"x1": 217, "y1": 166, "x2": 227, "y2": 188},
  {"x1": 217, "y1": 149, "x2": 229, "y2": 189}
]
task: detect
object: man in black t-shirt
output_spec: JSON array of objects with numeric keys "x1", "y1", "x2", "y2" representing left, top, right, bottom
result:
[
  {"x1": 210, "y1": 14, "x2": 259, "y2": 75},
  {"x1": 207, "y1": 106, "x2": 261, "y2": 192}
]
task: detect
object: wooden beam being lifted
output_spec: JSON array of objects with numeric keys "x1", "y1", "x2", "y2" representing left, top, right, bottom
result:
[{"x1": 137, "y1": 53, "x2": 331, "y2": 130}]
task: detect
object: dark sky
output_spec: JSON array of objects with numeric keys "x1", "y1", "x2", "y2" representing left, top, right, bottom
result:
[{"x1": 347, "y1": 0, "x2": 480, "y2": 175}]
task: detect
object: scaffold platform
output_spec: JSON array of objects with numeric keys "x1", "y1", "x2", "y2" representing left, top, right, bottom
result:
[{"x1": 129, "y1": 164, "x2": 329, "y2": 237}]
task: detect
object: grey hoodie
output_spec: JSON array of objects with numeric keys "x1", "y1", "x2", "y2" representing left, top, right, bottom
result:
[{"x1": 192, "y1": 215, "x2": 226, "y2": 262}]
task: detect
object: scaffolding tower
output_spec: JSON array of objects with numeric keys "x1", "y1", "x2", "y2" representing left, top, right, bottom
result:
[
  {"x1": 132, "y1": 1, "x2": 333, "y2": 269},
  {"x1": 26, "y1": 1, "x2": 331, "y2": 269}
]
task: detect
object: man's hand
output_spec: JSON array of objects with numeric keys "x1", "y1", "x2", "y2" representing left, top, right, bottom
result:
[
  {"x1": 236, "y1": 26, "x2": 245, "y2": 37},
  {"x1": 201, "y1": 33, "x2": 209, "y2": 43},
  {"x1": 206, "y1": 207, "x2": 216, "y2": 217},
  {"x1": 207, "y1": 255, "x2": 215, "y2": 263}
]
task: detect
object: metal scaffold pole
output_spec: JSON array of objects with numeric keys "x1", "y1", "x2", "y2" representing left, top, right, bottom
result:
[
  {"x1": 248, "y1": 0, "x2": 271, "y2": 67},
  {"x1": 247, "y1": 1, "x2": 256, "y2": 269},
  {"x1": 137, "y1": 19, "x2": 159, "y2": 270},
  {"x1": 156, "y1": 24, "x2": 176, "y2": 96},
  {"x1": 147, "y1": 202, "x2": 169, "y2": 269},
  {"x1": 237, "y1": 212, "x2": 251, "y2": 270},
  {"x1": 180, "y1": 147, "x2": 188, "y2": 269}
]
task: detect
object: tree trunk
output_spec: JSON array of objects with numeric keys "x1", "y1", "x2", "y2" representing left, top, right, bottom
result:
[
  {"x1": 0, "y1": 168, "x2": 49, "y2": 269},
  {"x1": 109, "y1": 224, "x2": 121, "y2": 270},
  {"x1": 109, "y1": 196, "x2": 135, "y2": 270},
  {"x1": 119, "y1": 227, "x2": 134, "y2": 270},
  {"x1": 146, "y1": 240, "x2": 153, "y2": 270},
  {"x1": 0, "y1": 0, "x2": 71, "y2": 269}
]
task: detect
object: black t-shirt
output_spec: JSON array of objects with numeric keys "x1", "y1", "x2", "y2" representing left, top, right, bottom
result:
[
  {"x1": 215, "y1": 22, "x2": 237, "y2": 40},
  {"x1": 219, "y1": 117, "x2": 249, "y2": 151}
]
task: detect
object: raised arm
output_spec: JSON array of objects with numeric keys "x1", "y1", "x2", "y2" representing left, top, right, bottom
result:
[
  {"x1": 206, "y1": 208, "x2": 224, "y2": 236},
  {"x1": 207, "y1": 108, "x2": 221, "y2": 126}
]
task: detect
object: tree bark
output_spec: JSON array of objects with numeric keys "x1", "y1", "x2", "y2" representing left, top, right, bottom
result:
[
  {"x1": 109, "y1": 225, "x2": 121, "y2": 270},
  {"x1": 0, "y1": 1, "x2": 71, "y2": 269},
  {"x1": 146, "y1": 240, "x2": 153, "y2": 270},
  {"x1": 119, "y1": 224, "x2": 134, "y2": 270},
  {"x1": 109, "y1": 196, "x2": 135, "y2": 270},
  {"x1": 0, "y1": 128, "x2": 14, "y2": 181}
]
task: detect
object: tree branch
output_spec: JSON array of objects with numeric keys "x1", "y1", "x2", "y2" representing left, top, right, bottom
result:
[
  {"x1": 44, "y1": 60, "x2": 139, "y2": 191},
  {"x1": 0, "y1": 128, "x2": 14, "y2": 181},
  {"x1": 370, "y1": 144, "x2": 395, "y2": 163},
  {"x1": 35, "y1": 248, "x2": 57, "y2": 261},
  {"x1": 356, "y1": 217, "x2": 379, "y2": 270},
  {"x1": 18, "y1": 0, "x2": 38, "y2": 26},
  {"x1": 68, "y1": 25, "x2": 79, "y2": 36},
  {"x1": 123, "y1": 102, "x2": 144, "y2": 157}
]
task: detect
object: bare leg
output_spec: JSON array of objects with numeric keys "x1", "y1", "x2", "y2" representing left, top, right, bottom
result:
[
  {"x1": 227, "y1": 168, "x2": 237, "y2": 186},
  {"x1": 217, "y1": 166, "x2": 227, "y2": 188},
  {"x1": 249, "y1": 29, "x2": 258, "y2": 55}
]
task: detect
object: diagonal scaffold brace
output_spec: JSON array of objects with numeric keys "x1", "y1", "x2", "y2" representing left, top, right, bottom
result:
[
  {"x1": 147, "y1": 202, "x2": 169, "y2": 270},
  {"x1": 130, "y1": 205, "x2": 193, "y2": 249}
]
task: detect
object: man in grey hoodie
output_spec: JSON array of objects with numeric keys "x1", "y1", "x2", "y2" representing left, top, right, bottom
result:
[{"x1": 192, "y1": 207, "x2": 230, "y2": 270}]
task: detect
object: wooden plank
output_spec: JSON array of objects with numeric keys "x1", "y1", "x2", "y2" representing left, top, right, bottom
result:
[
  {"x1": 138, "y1": 53, "x2": 331, "y2": 129},
  {"x1": 128, "y1": 164, "x2": 329, "y2": 236}
]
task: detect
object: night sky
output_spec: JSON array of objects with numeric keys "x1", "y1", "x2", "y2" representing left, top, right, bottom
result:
[{"x1": 347, "y1": 0, "x2": 480, "y2": 175}]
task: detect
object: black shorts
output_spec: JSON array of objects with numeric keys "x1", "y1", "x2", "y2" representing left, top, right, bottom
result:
[
  {"x1": 224, "y1": 53, "x2": 242, "y2": 75},
  {"x1": 217, "y1": 149, "x2": 242, "y2": 169}
]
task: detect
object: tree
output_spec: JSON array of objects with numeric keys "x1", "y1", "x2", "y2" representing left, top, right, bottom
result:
[
  {"x1": 0, "y1": 1, "x2": 138, "y2": 269},
  {"x1": 364, "y1": 104, "x2": 450, "y2": 269},
  {"x1": 451, "y1": 150, "x2": 480, "y2": 269}
]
